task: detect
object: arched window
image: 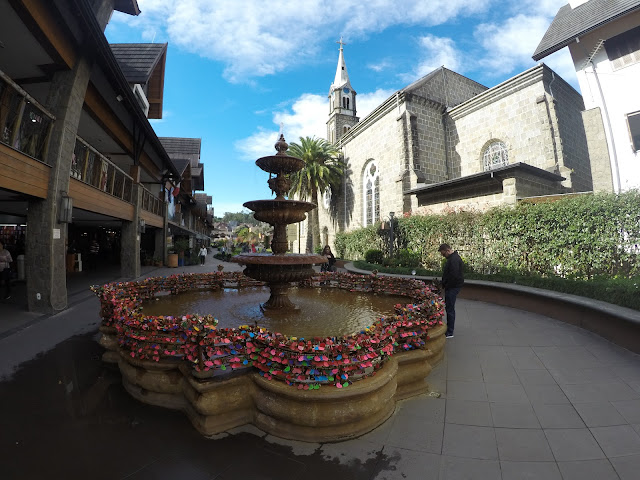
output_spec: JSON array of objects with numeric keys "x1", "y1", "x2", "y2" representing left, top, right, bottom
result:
[
  {"x1": 343, "y1": 96, "x2": 350, "y2": 109},
  {"x1": 482, "y1": 141, "x2": 509, "y2": 171},
  {"x1": 363, "y1": 161, "x2": 380, "y2": 226},
  {"x1": 322, "y1": 186, "x2": 331, "y2": 210},
  {"x1": 342, "y1": 125, "x2": 350, "y2": 134}
]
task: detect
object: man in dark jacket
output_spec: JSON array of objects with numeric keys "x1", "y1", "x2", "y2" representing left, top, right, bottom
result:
[{"x1": 438, "y1": 243, "x2": 464, "y2": 338}]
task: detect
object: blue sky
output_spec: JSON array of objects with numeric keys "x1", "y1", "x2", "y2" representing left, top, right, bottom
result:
[{"x1": 105, "y1": 0, "x2": 577, "y2": 216}]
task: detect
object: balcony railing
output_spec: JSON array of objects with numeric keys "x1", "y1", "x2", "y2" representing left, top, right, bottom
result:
[
  {"x1": 142, "y1": 187, "x2": 164, "y2": 216},
  {"x1": 72, "y1": 136, "x2": 133, "y2": 203},
  {"x1": 0, "y1": 69, "x2": 55, "y2": 164}
]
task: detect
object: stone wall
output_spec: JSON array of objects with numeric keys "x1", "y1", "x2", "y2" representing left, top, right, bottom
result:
[
  {"x1": 582, "y1": 107, "x2": 613, "y2": 193},
  {"x1": 543, "y1": 68, "x2": 592, "y2": 192},
  {"x1": 335, "y1": 105, "x2": 405, "y2": 231},
  {"x1": 449, "y1": 67, "x2": 556, "y2": 177},
  {"x1": 447, "y1": 65, "x2": 592, "y2": 193}
]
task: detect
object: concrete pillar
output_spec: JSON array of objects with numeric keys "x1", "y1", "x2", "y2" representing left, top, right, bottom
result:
[
  {"x1": 89, "y1": 0, "x2": 116, "y2": 31},
  {"x1": 155, "y1": 203, "x2": 168, "y2": 263},
  {"x1": 502, "y1": 178, "x2": 518, "y2": 205},
  {"x1": 26, "y1": 55, "x2": 93, "y2": 313},
  {"x1": 121, "y1": 183, "x2": 142, "y2": 279},
  {"x1": 582, "y1": 108, "x2": 613, "y2": 193}
]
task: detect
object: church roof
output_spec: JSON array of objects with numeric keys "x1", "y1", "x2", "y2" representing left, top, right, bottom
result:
[
  {"x1": 330, "y1": 40, "x2": 353, "y2": 91},
  {"x1": 406, "y1": 163, "x2": 565, "y2": 201},
  {"x1": 532, "y1": 0, "x2": 640, "y2": 60}
]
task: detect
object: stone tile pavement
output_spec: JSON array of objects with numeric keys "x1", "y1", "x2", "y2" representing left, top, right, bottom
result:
[{"x1": 1, "y1": 259, "x2": 640, "y2": 479}]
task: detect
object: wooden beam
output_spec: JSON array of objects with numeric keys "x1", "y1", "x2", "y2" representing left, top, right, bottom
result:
[
  {"x1": 84, "y1": 83, "x2": 163, "y2": 180},
  {"x1": 0, "y1": 143, "x2": 50, "y2": 198},
  {"x1": 9, "y1": 0, "x2": 77, "y2": 69},
  {"x1": 69, "y1": 178, "x2": 135, "y2": 220}
]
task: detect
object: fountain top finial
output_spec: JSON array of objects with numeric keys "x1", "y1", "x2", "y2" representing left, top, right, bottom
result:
[{"x1": 275, "y1": 134, "x2": 289, "y2": 156}]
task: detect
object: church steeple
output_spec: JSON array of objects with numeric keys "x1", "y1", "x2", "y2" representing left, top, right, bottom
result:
[
  {"x1": 327, "y1": 38, "x2": 359, "y2": 144},
  {"x1": 332, "y1": 37, "x2": 352, "y2": 90}
]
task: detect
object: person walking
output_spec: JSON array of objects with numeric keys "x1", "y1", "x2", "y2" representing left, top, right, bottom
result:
[
  {"x1": 198, "y1": 246, "x2": 208, "y2": 266},
  {"x1": 438, "y1": 243, "x2": 464, "y2": 338},
  {"x1": 0, "y1": 242, "x2": 13, "y2": 300}
]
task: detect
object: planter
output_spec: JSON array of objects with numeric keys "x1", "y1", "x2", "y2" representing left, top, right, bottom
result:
[{"x1": 167, "y1": 253, "x2": 179, "y2": 268}]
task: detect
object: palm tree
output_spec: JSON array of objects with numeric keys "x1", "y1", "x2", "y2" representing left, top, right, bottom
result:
[{"x1": 288, "y1": 136, "x2": 344, "y2": 252}]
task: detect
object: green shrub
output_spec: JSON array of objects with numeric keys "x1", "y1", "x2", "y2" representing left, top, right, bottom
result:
[
  {"x1": 394, "y1": 249, "x2": 422, "y2": 268},
  {"x1": 336, "y1": 192, "x2": 640, "y2": 280},
  {"x1": 365, "y1": 249, "x2": 384, "y2": 264}
]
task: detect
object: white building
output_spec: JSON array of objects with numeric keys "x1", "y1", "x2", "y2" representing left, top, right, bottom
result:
[{"x1": 533, "y1": 0, "x2": 640, "y2": 193}]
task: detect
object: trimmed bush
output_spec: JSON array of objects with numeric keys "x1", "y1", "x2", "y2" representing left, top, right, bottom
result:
[
  {"x1": 365, "y1": 249, "x2": 384, "y2": 264},
  {"x1": 336, "y1": 192, "x2": 640, "y2": 280}
]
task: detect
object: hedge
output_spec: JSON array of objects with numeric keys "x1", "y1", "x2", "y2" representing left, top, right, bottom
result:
[{"x1": 335, "y1": 192, "x2": 640, "y2": 280}]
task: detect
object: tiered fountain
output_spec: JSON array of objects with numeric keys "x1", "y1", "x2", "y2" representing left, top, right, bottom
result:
[
  {"x1": 232, "y1": 134, "x2": 326, "y2": 310},
  {"x1": 92, "y1": 133, "x2": 446, "y2": 443}
]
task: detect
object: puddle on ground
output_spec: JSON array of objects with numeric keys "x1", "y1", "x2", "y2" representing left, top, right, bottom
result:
[{"x1": 0, "y1": 332, "x2": 401, "y2": 479}]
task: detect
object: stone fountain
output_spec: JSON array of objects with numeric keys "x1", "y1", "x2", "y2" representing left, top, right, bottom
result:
[
  {"x1": 92, "y1": 133, "x2": 446, "y2": 443},
  {"x1": 232, "y1": 134, "x2": 326, "y2": 310}
]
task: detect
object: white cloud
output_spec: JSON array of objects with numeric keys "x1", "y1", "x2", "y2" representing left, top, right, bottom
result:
[
  {"x1": 235, "y1": 88, "x2": 395, "y2": 160},
  {"x1": 368, "y1": 59, "x2": 393, "y2": 72},
  {"x1": 111, "y1": 0, "x2": 494, "y2": 82},
  {"x1": 357, "y1": 88, "x2": 397, "y2": 117},
  {"x1": 474, "y1": 14, "x2": 551, "y2": 76},
  {"x1": 401, "y1": 35, "x2": 463, "y2": 83},
  {"x1": 507, "y1": 0, "x2": 567, "y2": 17}
]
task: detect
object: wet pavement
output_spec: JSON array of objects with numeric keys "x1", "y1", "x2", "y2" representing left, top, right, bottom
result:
[{"x1": 1, "y1": 255, "x2": 640, "y2": 479}]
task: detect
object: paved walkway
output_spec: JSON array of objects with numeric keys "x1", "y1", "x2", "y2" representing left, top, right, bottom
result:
[{"x1": 1, "y1": 257, "x2": 639, "y2": 479}]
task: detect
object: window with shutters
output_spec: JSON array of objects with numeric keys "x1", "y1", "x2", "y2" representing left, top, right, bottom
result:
[
  {"x1": 605, "y1": 26, "x2": 640, "y2": 71},
  {"x1": 627, "y1": 110, "x2": 640, "y2": 152}
]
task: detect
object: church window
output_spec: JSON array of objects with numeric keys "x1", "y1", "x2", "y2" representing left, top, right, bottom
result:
[
  {"x1": 482, "y1": 141, "x2": 509, "y2": 171},
  {"x1": 363, "y1": 161, "x2": 380, "y2": 226},
  {"x1": 627, "y1": 110, "x2": 640, "y2": 152},
  {"x1": 322, "y1": 186, "x2": 332, "y2": 209},
  {"x1": 343, "y1": 125, "x2": 350, "y2": 134},
  {"x1": 343, "y1": 96, "x2": 350, "y2": 109},
  {"x1": 605, "y1": 25, "x2": 640, "y2": 71}
]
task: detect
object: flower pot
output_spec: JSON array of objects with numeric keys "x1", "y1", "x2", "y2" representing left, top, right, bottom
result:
[{"x1": 167, "y1": 253, "x2": 179, "y2": 268}]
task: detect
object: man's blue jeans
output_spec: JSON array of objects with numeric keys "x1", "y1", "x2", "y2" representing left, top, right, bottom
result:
[{"x1": 444, "y1": 287, "x2": 461, "y2": 335}]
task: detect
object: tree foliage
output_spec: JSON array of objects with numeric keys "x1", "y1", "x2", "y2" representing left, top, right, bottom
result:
[{"x1": 288, "y1": 136, "x2": 344, "y2": 252}]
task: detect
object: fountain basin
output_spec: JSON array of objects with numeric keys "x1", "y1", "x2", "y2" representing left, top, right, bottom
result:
[
  {"x1": 256, "y1": 155, "x2": 304, "y2": 174},
  {"x1": 243, "y1": 200, "x2": 316, "y2": 224},
  {"x1": 92, "y1": 271, "x2": 446, "y2": 442}
]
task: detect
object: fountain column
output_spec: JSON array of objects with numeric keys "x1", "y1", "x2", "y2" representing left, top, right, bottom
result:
[{"x1": 232, "y1": 134, "x2": 326, "y2": 311}]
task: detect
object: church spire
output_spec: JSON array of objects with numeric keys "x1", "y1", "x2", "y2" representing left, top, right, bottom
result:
[
  {"x1": 327, "y1": 37, "x2": 359, "y2": 144},
  {"x1": 332, "y1": 37, "x2": 351, "y2": 90}
]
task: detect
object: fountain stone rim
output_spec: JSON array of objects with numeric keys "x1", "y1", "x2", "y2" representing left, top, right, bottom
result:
[{"x1": 232, "y1": 253, "x2": 327, "y2": 265}]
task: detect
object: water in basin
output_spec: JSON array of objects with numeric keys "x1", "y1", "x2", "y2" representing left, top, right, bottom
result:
[{"x1": 141, "y1": 287, "x2": 409, "y2": 338}]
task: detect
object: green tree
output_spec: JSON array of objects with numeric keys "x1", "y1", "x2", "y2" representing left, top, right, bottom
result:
[{"x1": 288, "y1": 136, "x2": 344, "y2": 252}]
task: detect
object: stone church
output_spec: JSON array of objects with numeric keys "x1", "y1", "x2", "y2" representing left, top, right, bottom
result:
[{"x1": 293, "y1": 43, "x2": 596, "y2": 252}]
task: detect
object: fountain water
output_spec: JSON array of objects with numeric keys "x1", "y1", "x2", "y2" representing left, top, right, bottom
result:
[{"x1": 232, "y1": 134, "x2": 326, "y2": 310}]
